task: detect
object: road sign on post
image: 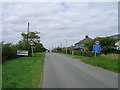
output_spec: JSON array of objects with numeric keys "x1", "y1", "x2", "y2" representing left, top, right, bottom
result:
[
  {"x1": 92, "y1": 41, "x2": 101, "y2": 57},
  {"x1": 29, "y1": 40, "x2": 34, "y2": 46},
  {"x1": 95, "y1": 40, "x2": 100, "y2": 45},
  {"x1": 29, "y1": 40, "x2": 35, "y2": 57}
]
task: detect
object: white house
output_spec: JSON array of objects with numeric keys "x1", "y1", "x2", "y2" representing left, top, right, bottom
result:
[{"x1": 115, "y1": 40, "x2": 120, "y2": 50}]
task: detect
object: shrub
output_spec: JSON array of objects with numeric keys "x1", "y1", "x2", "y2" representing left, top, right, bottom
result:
[
  {"x1": 67, "y1": 50, "x2": 72, "y2": 54},
  {"x1": 2, "y1": 43, "x2": 17, "y2": 62},
  {"x1": 62, "y1": 50, "x2": 66, "y2": 54},
  {"x1": 82, "y1": 51, "x2": 95, "y2": 57},
  {"x1": 74, "y1": 50, "x2": 82, "y2": 56},
  {"x1": 83, "y1": 37, "x2": 118, "y2": 54},
  {"x1": 74, "y1": 50, "x2": 98, "y2": 57}
]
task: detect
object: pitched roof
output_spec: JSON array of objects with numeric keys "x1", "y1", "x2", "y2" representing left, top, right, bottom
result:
[
  {"x1": 75, "y1": 35, "x2": 92, "y2": 45},
  {"x1": 110, "y1": 34, "x2": 120, "y2": 40}
]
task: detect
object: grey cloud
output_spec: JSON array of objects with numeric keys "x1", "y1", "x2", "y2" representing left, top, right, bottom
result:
[{"x1": 2, "y1": 2, "x2": 118, "y2": 49}]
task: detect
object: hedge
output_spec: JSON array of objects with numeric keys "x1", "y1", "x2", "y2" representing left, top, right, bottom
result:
[
  {"x1": 2, "y1": 43, "x2": 18, "y2": 63},
  {"x1": 56, "y1": 49, "x2": 96, "y2": 57},
  {"x1": 81, "y1": 51, "x2": 95, "y2": 57}
]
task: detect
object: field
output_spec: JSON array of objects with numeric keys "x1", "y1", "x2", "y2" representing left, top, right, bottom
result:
[
  {"x1": 73, "y1": 55, "x2": 119, "y2": 73},
  {"x1": 2, "y1": 52, "x2": 45, "y2": 88}
]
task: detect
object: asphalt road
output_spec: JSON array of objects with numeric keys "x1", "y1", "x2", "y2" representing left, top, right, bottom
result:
[{"x1": 42, "y1": 53, "x2": 118, "y2": 88}]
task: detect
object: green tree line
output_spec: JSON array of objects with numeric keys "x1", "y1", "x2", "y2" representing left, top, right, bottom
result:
[
  {"x1": 55, "y1": 37, "x2": 119, "y2": 56},
  {"x1": 2, "y1": 31, "x2": 46, "y2": 63}
]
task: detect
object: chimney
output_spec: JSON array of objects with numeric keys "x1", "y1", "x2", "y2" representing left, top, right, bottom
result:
[{"x1": 85, "y1": 35, "x2": 89, "y2": 38}]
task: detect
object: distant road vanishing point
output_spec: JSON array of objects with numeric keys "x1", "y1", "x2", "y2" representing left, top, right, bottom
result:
[{"x1": 42, "y1": 53, "x2": 118, "y2": 88}]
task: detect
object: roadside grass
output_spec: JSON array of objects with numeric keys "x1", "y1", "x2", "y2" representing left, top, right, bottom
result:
[
  {"x1": 73, "y1": 55, "x2": 119, "y2": 73},
  {"x1": 0, "y1": 64, "x2": 2, "y2": 89},
  {"x1": 2, "y1": 52, "x2": 45, "y2": 88},
  {"x1": 100, "y1": 54, "x2": 119, "y2": 60}
]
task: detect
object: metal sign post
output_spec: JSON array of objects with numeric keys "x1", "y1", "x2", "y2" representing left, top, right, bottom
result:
[
  {"x1": 94, "y1": 52, "x2": 97, "y2": 57},
  {"x1": 31, "y1": 46, "x2": 34, "y2": 57},
  {"x1": 29, "y1": 40, "x2": 35, "y2": 57}
]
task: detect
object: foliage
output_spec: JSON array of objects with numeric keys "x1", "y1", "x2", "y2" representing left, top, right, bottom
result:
[
  {"x1": 57, "y1": 49, "x2": 95, "y2": 57},
  {"x1": 19, "y1": 31, "x2": 46, "y2": 54},
  {"x1": 34, "y1": 43, "x2": 46, "y2": 52},
  {"x1": 56, "y1": 47, "x2": 62, "y2": 53},
  {"x1": 2, "y1": 42, "x2": 18, "y2": 62},
  {"x1": 83, "y1": 37, "x2": 118, "y2": 54},
  {"x1": 73, "y1": 50, "x2": 95, "y2": 57},
  {"x1": 62, "y1": 50, "x2": 67, "y2": 54},
  {"x1": 74, "y1": 50, "x2": 82, "y2": 56},
  {"x1": 2, "y1": 52, "x2": 45, "y2": 88},
  {"x1": 2, "y1": 31, "x2": 46, "y2": 62},
  {"x1": 67, "y1": 50, "x2": 72, "y2": 54},
  {"x1": 82, "y1": 51, "x2": 95, "y2": 57},
  {"x1": 21, "y1": 31, "x2": 40, "y2": 42}
]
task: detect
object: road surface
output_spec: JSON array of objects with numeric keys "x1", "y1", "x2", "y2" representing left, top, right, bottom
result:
[{"x1": 42, "y1": 53, "x2": 118, "y2": 88}]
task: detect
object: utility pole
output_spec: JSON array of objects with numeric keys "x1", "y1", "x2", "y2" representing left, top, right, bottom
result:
[
  {"x1": 65, "y1": 39, "x2": 67, "y2": 54},
  {"x1": 27, "y1": 22, "x2": 30, "y2": 43},
  {"x1": 27, "y1": 22, "x2": 30, "y2": 56},
  {"x1": 61, "y1": 42, "x2": 62, "y2": 48}
]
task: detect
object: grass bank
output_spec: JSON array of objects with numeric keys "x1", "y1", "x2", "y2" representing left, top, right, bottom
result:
[
  {"x1": 73, "y1": 55, "x2": 119, "y2": 73},
  {"x1": 2, "y1": 52, "x2": 45, "y2": 88},
  {"x1": 0, "y1": 64, "x2": 2, "y2": 89}
]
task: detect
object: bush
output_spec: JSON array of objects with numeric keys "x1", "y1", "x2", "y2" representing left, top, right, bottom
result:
[
  {"x1": 82, "y1": 51, "x2": 95, "y2": 57},
  {"x1": 83, "y1": 37, "x2": 118, "y2": 54},
  {"x1": 74, "y1": 50, "x2": 98, "y2": 57},
  {"x1": 2, "y1": 43, "x2": 17, "y2": 62},
  {"x1": 62, "y1": 50, "x2": 66, "y2": 54},
  {"x1": 74, "y1": 50, "x2": 82, "y2": 56},
  {"x1": 67, "y1": 50, "x2": 72, "y2": 54},
  {"x1": 58, "y1": 49, "x2": 98, "y2": 57}
]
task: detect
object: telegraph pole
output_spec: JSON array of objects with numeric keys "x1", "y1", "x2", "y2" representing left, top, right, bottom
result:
[
  {"x1": 27, "y1": 22, "x2": 30, "y2": 43},
  {"x1": 61, "y1": 42, "x2": 62, "y2": 48},
  {"x1": 27, "y1": 22, "x2": 30, "y2": 56},
  {"x1": 65, "y1": 39, "x2": 67, "y2": 54}
]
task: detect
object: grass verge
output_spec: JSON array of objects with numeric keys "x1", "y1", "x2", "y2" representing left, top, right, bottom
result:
[
  {"x1": 2, "y1": 52, "x2": 45, "y2": 88},
  {"x1": 0, "y1": 64, "x2": 2, "y2": 89},
  {"x1": 73, "y1": 55, "x2": 119, "y2": 73}
]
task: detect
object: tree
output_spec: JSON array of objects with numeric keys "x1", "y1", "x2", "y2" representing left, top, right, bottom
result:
[
  {"x1": 2, "y1": 43, "x2": 17, "y2": 62},
  {"x1": 83, "y1": 37, "x2": 118, "y2": 54},
  {"x1": 17, "y1": 31, "x2": 46, "y2": 56},
  {"x1": 34, "y1": 43, "x2": 46, "y2": 52},
  {"x1": 21, "y1": 31, "x2": 40, "y2": 43}
]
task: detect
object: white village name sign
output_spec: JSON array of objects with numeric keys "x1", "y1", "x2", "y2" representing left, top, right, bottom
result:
[{"x1": 17, "y1": 50, "x2": 28, "y2": 56}]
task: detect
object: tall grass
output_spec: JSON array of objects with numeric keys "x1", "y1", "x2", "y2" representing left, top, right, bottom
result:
[
  {"x1": 100, "y1": 54, "x2": 119, "y2": 60},
  {"x1": 2, "y1": 52, "x2": 45, "y2": 88}
]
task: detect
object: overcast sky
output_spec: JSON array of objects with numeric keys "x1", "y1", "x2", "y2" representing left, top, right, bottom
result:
[{"x1": 2, "y1": 2, "x2": 118, "y2": 50}]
